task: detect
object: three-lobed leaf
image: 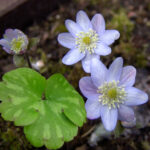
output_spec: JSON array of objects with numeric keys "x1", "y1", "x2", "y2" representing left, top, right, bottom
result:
[{"x1": 0, "y1": 68, "x2": 86, "y2": 149}]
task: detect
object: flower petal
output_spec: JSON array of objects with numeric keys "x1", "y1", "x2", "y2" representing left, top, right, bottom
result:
[
  {"x1": 79, "y1": 77, "x2": 98, "y2": 99},
  {"x1": 65, "y1": 19, "x2": 82, "y2": 37},
  {"x1": 76, "y1": 10, "x2": 92, "y2": 32},
  {"x1": 14, "y1": 29, "x2": 29, "y2": 48},
  {"x1": 100, "y1": 106, "x2": 118, "y2": 131},
  {"x1": 107, "y1": 57, "x2": 123, "y2": 82},
  {"x1": 62, "y1": 48, "x2": 85, "y2": 65},
  {"x1": 0, "y1": 39, "x2": 10, "y2": 48},
  {"x1": 119, "y1": 66, "x2": 136, "y2": 87},
  {"x1": 4, "y1": 29, "x2": 18, "y2": 41},
  {"x1": 118, "y1": 104, "x2": 134, "y2": 122},
  {"x1": 94, "y1": 42, "x2": 111, "y2": 56},
  {"x1": 81, "y1": 53, "x2": 100, "y2": 73},
  {"x1": 85, "y1": 99, "x2": 101, "y2": 119},
  {"x1": 121, "y1": 118, "x2": 136, "y2": 128},
  {"x1": 57, "y1": 33, "x2": 75, "y2": 49},
  {"x1": 124, "y1": 87, "x2": 148, "y2": 106},
  {"x1": 0, "y1": 39, "x2": 11, "y2": 53},
  {"x1": 91, "y1": 14, "x2": 105, "y2": 36},
  {"x1": 100, "y1": 30, "x2": 120, "y2": 45},
  {"x1": 91, "y1": 58, "x2": 107, "y2": 87}
]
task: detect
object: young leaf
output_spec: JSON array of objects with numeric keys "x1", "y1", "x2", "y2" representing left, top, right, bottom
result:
[{"x1": 0, "y1": 68, "x2": 86, "y2": 149}]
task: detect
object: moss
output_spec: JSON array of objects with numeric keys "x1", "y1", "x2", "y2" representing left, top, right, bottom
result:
[
  {"x1": 48, "y1": 60, "x2": 70, "y2": 75},
  {"x1": 89, "y1": 0, "x2": 100, "y2": 5},
  {"x1": 0, "y1": 125, "x2": 32, "y2": 150},
  {"x1": 113, "y1": 40, "x2": 147, "y2": 68},
  {"x1": 107, "y1": 9, "x2": 134, "y2": 40},
  {"x1": 148, "y1": 2, "x2": 150, "y2": 11},
  {"x1": 135, "y1": 54, "x2": 147, "y2": 68},
  {"x1": 141, "y1": 141, "x2": 150, "y2": 150},
  {"x1": 54, "y1": 24, "x2": 67, "y2": 33},
  {"x1": 106, "y1": 8, "x2": 148, "y2": 68}
]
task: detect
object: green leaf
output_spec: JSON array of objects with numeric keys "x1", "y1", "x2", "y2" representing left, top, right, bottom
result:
[
  {"x1": 0, "y1": 68, "x2": 86, "y2": 149},
  {"x1": 45, "y1": 74, "x2": 86, "y2": 127},
  {"x1": 0, "y1": 68, "x2": 46, "y2": 126}
]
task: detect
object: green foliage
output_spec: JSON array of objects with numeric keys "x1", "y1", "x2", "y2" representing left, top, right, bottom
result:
[
  {"x1": 0, "y1": 68, "x2": 86, "y2": 149},
  {"x1": 28, "y1": 37, "x2": 40, "y2": 50},
  {"x1": 113, "y1": 121, "x2": 124, "y2": 138},
  {"x1": 13, "y1": 55, "x2": 28, "y2": 67},
  {"x1": 54, "y1": 24, "x2": 67, "y2": 33},
  {"x1": 107, "y1": 9, "x2": 134, "y2": 40},
  {"x1": 89, "y1": 0, "x2": 100, "y2": 5},
  {"x1": 107, "y1": 8, "x2": 147, "y2": 68}
]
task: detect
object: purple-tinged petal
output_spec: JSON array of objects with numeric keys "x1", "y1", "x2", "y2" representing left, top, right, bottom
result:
[
  {"x1": 0, "y1": 39, "x2": 11, "y2": 53},
  {"x1": 3, "y1": 47, "x2": 12, "y2": 54},
  {"x1": 85, "y1": 99, "x2": 101, "y2": 119},
  {"x1": 124, "y1": 87, "x2": 148, "y2": 106},
  {"x1": 65, "y1": 19, "x2": 82, "y2": 37},
  {"x1": 4, "y1": 29, "x2": 18, "y2": 41},
  {"x1": 94, "y1": 42, "x2": 111, "y2": 56},
  {"x1": 58, "y1": 33, "x2": 75, "y2": 49},
  {"x1": 81, "y1": 53, "x2": 100, "y2": 73},
  {"x1": 100, "y1": 106, "x2": 118, "y2": 131},
  {"x1": 118, "y1": 104, "x2": 134, "y2": 122},
  {"x1": 79, "y1": 77, "x2": 98, "y2": 99},
  {"x1": 107, "y1": 57, "x2": 123, "y2": 82},
  {"x1": 14, "y1": 29, "x2": 29, "y2": 49},
  {"x1": 100, "y1": 30, "x2": 120, "y2": 45},
  {"x1": 91, "y1": 58, "x2": 107, "y2": 88},
  {"x1": 91, "y1": 14, "x2": 105, "y2": 36},
  {"x1": 76, "y1": 10, "x2": 92, "y2": 32},
  {"x1": 62, "y1": 48, "x2": 85, "y2": 65},
  {"x1": 119, "y1": 66, "x2": 136, "y2": 87},
  {"x1": 121, "y1": 117, "x2": 136, "y2": 128},
  {"x1": 0, "y1": 39, "x2": 10, "y2": 48}
]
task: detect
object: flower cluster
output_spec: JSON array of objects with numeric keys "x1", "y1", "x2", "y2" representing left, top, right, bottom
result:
[
  {"x1": 58, "y1": 10, "x2": 149, "y2": 131},
  {"x1": 0, "y1": 29, "x2": 28, "y2": 54},
  {"x1": 0, "y1": 10, "x2": 148, "y2": 132}
]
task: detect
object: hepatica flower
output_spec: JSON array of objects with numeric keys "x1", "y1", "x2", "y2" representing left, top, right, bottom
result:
[
  {"x1": 58, "y1": 10, "x2": 120, "y2": 73},
  {"x1": 0, "y1": 29, "x2": 28, "y2": 54},
  {"x1": 79, "y1": 57, "x2": 148, "y2": 131}
]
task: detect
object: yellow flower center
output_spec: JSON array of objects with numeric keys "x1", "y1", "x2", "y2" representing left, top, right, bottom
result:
[
  {"x1": 98, "y1": 81, "x2": 126, "y2": 109},
  {"x1": 82, "y1": 36, "x2": 91, "y2": 45},
  {"x1": 107, "y1": 88, "x2": 117, "y2": 99}
]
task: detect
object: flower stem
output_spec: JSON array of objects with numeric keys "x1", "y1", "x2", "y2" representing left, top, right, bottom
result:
[{"x1": 25, "y1": 53, "x2": 32, "y2": 68}]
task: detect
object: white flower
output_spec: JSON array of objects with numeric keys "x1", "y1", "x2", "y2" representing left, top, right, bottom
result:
[
  {"x1": 0, "y1": 29, "x2": 28, "y2": 54},
  {"x1": 79, "y1": 57, "x2": 148, "y2": 131},
  {"x1": 58, "y1": 10, "x2": 120, "y2": 73}
]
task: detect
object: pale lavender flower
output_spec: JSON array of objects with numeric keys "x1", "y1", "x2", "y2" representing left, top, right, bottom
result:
[
  {"x1": 79, "y1": 57, "x2": 148, "y2": 131},
  {"x1": 0, "y1": 29, "x2": 28, "y2": 54},
  {"x1": 58, "y1": 10, "x2": 120, "y2": 73}
]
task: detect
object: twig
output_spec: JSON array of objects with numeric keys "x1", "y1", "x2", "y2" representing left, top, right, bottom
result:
[{"x1": 81, "y1": 125, "x2": 96, "y2": 138}]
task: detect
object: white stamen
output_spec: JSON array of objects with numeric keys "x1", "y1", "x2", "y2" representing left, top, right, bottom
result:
[
  {"x1": 75, "y1": 29, "x2": 99, "y2": 54},
  {"x1": 97, "y1": 81, "x2": 126, "y2": 109},
  {"x1": 10, "y1": 36, "x2": 25, "y2": 53}
]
